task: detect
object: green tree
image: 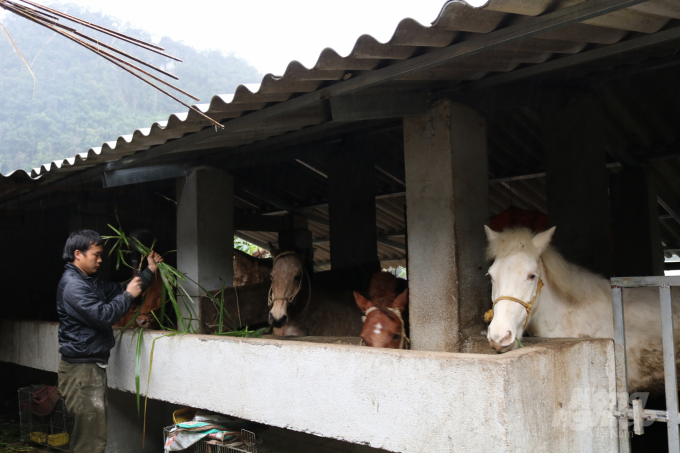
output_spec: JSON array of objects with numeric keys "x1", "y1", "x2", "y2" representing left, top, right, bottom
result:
[{"x1": 0, "y1": 3, "x2": 262, "y2": 173}]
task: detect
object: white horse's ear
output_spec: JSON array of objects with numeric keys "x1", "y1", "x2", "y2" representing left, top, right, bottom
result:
[
  {"x1": 484, "y1": 225, "x2": 499, "y2": 243},
  {"x1": 532, "y1": 226, "x2": 556, "y2": 254}
]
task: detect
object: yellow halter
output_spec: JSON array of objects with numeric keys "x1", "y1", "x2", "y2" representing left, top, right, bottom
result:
[{"x1": 484, "y1": 278, "x2": 544, "y2": 330}]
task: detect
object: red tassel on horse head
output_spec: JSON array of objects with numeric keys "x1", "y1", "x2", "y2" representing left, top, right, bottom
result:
[{"x1": 489, "y1": 207, "x2": 548, "y2": 234}]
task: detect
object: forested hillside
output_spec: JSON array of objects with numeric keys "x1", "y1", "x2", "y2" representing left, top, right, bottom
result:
[{"x1": 0, "y1": 4, "x2": 262, "y2": 173}]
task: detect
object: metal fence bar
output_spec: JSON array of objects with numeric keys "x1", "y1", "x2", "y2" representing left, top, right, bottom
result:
[
  {"x1": 611, "y1": 276, "x2": 680, "y2": 288},
  {"x1": 660, "y1": 284, "x2": 680, "y2": 452},
  {"x1": 611, "y1": 285, "x2": 631, "y2": 453}
]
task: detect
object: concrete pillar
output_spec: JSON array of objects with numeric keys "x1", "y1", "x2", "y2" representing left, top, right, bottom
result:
[
  {"x1": 610, "y1": 167, "x2": 663, "y2": 276},
  {"x1": 327, "y1": 144, "x2": 380, "y2": 277},
  {"x1": 544, "y1": 93, "x2": 611, "y2": 277},
  {"x1": 404, "y1": 99, "x2": 490, "y2": 353},
  {"x1": 177, "y1": 168, "x2": 234, "y2": 332}
]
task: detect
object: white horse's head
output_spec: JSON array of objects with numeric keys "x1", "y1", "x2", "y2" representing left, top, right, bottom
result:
[{"x1": 484, "y1": 225, "x2": 556, "y2": 353}]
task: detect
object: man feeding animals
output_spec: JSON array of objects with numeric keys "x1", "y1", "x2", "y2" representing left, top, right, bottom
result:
[{"x1": 56, "y1": 229, "x2": 162, "y2": 453}]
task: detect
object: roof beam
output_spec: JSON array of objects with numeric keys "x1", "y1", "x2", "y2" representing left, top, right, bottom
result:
[
  {"x1": 373, "y1": 151, "x2": 405, "y2": 186},
  {"x1": 105, "y1": 119, "x2": 399, "y2": 177},
  {"x1": 604, "y1": 142, "x2": 680, "y2": 227},
  {"x1": 234, "y1": 212, "x2": 298, "y2": 232},
  {"x1": 100, "y1": 140, "x2": 342, "y2": 188},
  {"x1": 315, "y1": 254, "x2": 407, "y2": 268},
  {"x1": 311, "y1": 232, "x2": 406, "y2": 251},
  {"x1": 665, "y1": 262, "x2": 680, "y2": 272},
  {"x1": 377, "y1": 236, "x2": 406, "y2": 252},
  {"x1": 102, "y1": 164, "x2": 190, "y2": 188},
  {"x1": 330, "y1": 92, "x2": 428, "y2": 122},
  {"x1": 236, "y1": 179, "x2": 329, "y2": 227},
  {"x1": 452, "y1": 25, "x2": 680, "y2": 92},
  {"x1": 588, "y1": 54, "x2": 680, "y2": 84},
  {"x1": 234, "y1": 232, "x2": 272, "y2": 251},
  {"x1": 103, "y1": 0, "x2": 644, "y2": 172},
  {"x1": 658, "y1": 197, "x2": 680, "y2": 227},
  {"x1": 0, "y1": 164, "x2": 103, "y2": 209}
]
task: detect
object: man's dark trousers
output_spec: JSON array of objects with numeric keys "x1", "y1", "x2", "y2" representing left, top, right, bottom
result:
[{"x1": 58, "y1": 361, "x2": 108, "y2": 453}]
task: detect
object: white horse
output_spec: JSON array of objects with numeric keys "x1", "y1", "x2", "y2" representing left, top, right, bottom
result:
[{"x1": 484, "y1": 226, "x2": 680, "y2": 393}]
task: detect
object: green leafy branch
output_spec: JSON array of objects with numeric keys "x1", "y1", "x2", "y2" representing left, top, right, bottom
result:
[{"x1": 104, "y1": 220, "x2": 269, "y2": 431}]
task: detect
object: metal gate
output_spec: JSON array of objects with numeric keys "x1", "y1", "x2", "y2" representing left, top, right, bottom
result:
[{"x1": 611, "y1": 276, "x2": 680, "y2": 453}]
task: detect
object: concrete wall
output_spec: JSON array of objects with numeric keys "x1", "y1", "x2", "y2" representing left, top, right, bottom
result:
[{"x1": 0, "y1": 321, "x2": 618, "y2": 453}]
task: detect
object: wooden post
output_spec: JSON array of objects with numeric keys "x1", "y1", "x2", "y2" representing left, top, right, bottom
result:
[
  {"x1": 327, "y1": 143, "x2": 380, "y2": 280},
  {"x1": 278, "y1": 215, "x2": 314, "y2": 273},
  {"x1": 610, "y1": 167, "x2": 663, "y2": 276},
  {"x1": 544, "y1": 93, "x2": 612, "y2": 277}
]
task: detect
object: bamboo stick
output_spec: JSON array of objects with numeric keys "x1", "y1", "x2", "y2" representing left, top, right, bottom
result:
[{"x1": 1, "y1": 0, "x2": 225, "y2": 128}]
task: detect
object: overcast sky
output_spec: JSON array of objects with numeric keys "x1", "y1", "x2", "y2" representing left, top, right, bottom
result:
[{"x1": 2, "y1": 0, "x2": 487, "y2": 76}]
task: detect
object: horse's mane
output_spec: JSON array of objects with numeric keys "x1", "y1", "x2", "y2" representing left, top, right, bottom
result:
[
  {"x1": 487, "y1": 227, "x2": 609, "y2": 307},
  {"x1": 368, "y1": 272, "x2": 407, "y2": 307}
]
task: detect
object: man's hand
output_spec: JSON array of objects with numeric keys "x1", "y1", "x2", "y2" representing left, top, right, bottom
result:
[
  {"x1": 147, "y1": 251, "x2": 163, "y2": 273},
  {"x1": 126, "y1": 277, "x2": 143, "y2": 299}
]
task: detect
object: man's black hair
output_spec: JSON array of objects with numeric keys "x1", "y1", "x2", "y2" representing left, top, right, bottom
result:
[{"x1": 62, "y1": 230, "x2": 103, "y2": 262}]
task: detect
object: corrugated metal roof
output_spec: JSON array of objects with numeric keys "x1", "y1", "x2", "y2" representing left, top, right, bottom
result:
[
  {"x1": 2, "y1": 0, "x2": 680, "y2": 265},
  {"x1": 2, "y1": 0, "x2": 678, "y2": 183}
]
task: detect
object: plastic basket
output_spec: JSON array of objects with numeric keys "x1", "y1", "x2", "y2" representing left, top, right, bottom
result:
[
  {"x1": 48, "y1": 432, "x2": 70, "y2": 446},
  {"x1": 173, "y1": 407, "x2": 198, "y2": 424},
  {"x1": 30, "y1": 432, "x2": 48, "y2": 443}
]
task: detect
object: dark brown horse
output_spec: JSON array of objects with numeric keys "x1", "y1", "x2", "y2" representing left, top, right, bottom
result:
[
  {"x1": 233, "y1": 248, "x2": 272, "y2": 286},
  {"x1": 354, "y1": 272, "x2": 409, "y2": 349},
  {"x1": 268, "y1": 250, "x2": 363, "y2": 336}
]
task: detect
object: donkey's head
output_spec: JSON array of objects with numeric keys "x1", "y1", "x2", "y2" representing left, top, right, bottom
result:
[
  {"x1": 355, "y1": 285, "x2": 409, "y2": 349},
  {"x1": 268, "y1": 250, "x2": 305, "y2": 328},
  {"x1": 484, "y1": 225, "x2": 555, "y2": 353}
]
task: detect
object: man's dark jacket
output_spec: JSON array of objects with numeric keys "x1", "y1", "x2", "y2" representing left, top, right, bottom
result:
[{"x1": 56, "y1": 263, "x2": 151, "y2": 364}]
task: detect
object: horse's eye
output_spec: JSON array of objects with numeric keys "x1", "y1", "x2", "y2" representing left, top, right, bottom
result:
[
  {"x1": 270, "y1": 274, "x2": 273, "y2": 280},
  {"x1": 529, "y1": 274, "x2": 536, "y2": 280},
  {"x1": 294, "y1": 275, "x2": 301, "y2": 281},
  {"x1": 392, "y1": 333, "x2": 400, "y2": 340}
]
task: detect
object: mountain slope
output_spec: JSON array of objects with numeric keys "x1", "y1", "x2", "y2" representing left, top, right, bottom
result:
[{"x1": 0, "y1": 3, "x2": 262, "y2": 173}]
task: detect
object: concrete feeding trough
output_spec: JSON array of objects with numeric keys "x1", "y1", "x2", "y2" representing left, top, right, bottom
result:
[{"x1": 1, "y1": 320, "x2": 618, "y2": 452}]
